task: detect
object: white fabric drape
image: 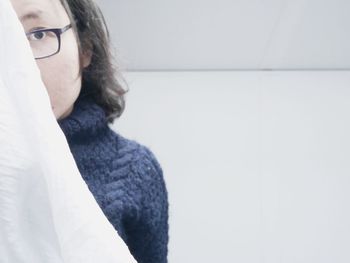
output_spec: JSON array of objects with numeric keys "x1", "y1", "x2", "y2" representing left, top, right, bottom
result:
[{"x1": 0, "y1": 0, "x2": 136, "y2": 262}]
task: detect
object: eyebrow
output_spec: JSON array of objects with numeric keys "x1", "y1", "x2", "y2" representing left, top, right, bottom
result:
[{"x1": 20, "y1": 10, "x2": 44, "y2": 22}]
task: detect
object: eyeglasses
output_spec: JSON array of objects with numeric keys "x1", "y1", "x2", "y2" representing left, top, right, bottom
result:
[{"x1": 25, "y1": 24, "x2": 72, "y2": 60}]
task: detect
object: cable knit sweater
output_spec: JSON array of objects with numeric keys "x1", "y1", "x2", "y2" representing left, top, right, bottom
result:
[{"x1": 57, "y1": 94, "x2": 169, "y2": 263}]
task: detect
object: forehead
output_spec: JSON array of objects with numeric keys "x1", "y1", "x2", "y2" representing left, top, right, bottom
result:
[{"x1": 11, "y1": 0, "x2": 68, "y2": 24}]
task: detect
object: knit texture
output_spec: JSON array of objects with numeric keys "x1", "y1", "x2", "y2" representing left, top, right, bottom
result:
[{"x1": 57, "y1": 94, "x2": 169, "y2": 263}]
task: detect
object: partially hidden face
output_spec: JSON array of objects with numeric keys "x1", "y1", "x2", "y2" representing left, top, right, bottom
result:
[{"x1": 10, "y1": 0, "x2": 91, "y2": 120}]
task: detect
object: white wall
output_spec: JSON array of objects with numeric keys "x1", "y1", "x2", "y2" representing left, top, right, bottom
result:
[
  {"x1": 111, "y1": 71, "x2": 350, "y2": 263},
  {"x1": 97, "y1": 0, "x2": 350, "y2": 70}
]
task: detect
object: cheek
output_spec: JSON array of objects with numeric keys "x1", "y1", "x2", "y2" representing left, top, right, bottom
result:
[
  {"x1": 35, "y1": 36, "x2": 82, "y2": 117},
  {"x1": 41, "y1": 57, "x2": 79, "y2": 88}
]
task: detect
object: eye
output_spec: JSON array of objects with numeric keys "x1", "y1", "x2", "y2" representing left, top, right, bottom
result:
[{"x1": 28, "y1": 31, "x2": 47, "y2": 41}]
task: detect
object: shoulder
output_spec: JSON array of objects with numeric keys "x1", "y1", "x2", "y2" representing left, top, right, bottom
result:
[
  {"x1": 103, "y1": 128, "x2": 167, "y2": 210},
  {"x1": 111, "y1": 131, "x2": 164, "y2": 182},
  {"x1": 110, "y1": 131, "x2": 168, "y2": 218},
  {"x1": 112, "y1": 132, "x2": 168, "y2": 220},
  {"x1": 109, "y1": 134, "x2": 169, "y2": 262}
]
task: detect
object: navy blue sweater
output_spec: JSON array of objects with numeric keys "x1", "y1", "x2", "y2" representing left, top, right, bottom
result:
[{"x1": 57, "y1": 94, "x2": 169, "y2": 263}]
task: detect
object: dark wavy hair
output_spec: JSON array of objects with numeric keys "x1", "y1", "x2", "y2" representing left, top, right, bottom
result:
[{"x1": 59, "y1": 0, "x2": 128, "y2": 123}]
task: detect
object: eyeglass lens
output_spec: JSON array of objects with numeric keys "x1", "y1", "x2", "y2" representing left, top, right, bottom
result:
[{"x1": 27, "y1": 30, "x2": 59, "y2": 59}]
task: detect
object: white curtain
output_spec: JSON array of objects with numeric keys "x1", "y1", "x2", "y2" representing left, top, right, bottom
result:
[{"x1": 0, "y1": 0, "x2": 136, "y2": 262}]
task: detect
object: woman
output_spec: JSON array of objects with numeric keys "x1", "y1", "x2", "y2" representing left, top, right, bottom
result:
[{"x1": 10, "y1": 0, "x2": 169, "y2": 262}]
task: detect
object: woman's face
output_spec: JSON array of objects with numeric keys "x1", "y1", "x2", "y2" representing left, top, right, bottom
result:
[{"x1": 10, "y1": 0, "x2": 91, "y2": 120}]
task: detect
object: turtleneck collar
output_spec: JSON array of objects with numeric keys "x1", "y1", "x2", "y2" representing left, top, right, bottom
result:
[{"x1": 57, "y1": 94, "x2": 108, "y2": 142}]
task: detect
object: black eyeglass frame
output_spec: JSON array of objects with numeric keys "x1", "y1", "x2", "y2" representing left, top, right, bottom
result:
[{"x1": 25, "y1": 24, "x2": 73, "y2": 60}]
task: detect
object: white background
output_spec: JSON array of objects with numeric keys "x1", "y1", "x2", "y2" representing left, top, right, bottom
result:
[
  {"x1": 97, "y1": 0, "x2": 350, "y2": 262},
  {"x1": 112, "y1": 71, "x2": 350, "y2": 263}
]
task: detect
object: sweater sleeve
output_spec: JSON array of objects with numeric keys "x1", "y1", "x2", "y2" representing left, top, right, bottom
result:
[{"x1": 125, "y1": 145, "x2": 169, "y2": 263}]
